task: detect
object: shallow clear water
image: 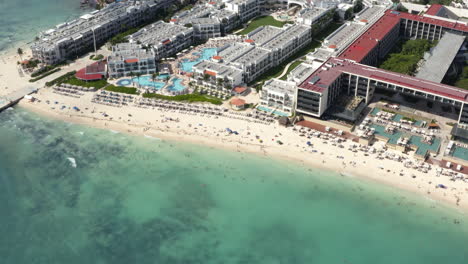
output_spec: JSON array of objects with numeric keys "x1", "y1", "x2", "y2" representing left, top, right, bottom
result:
[
  {"x1": 1, "y1": 107, "x2": 468, "y2": 263},
  {"x1": 0, "y1": 0, "x2": 90, "y2": 52}
]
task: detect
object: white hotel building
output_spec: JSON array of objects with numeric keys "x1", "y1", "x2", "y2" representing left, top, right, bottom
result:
[
  {"x1": 107, "y1": 43, "x2": 157, "y2": 79},
  {"x1": 192, "y1": 23, "x2": 311, "y2": 88},
  {"x1": 260, "y1": 79, "x2": 297, "y2": 114},
  {"x1": 127, "y1": 21, "x2": 194, "y2": 61},
  {"x1": 31, "y1": 0, "x2": 172, "y2": 65}
]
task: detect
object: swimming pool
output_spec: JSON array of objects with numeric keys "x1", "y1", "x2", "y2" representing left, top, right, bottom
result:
[
  {"x1": 167, "y1": 78, "x2": 186, "y2": 92},
  {"x1": 180, "y1": 48, "x2": 217, "y2": 72},
  {"x1": 370, "y1": 108, "x2": 380, "y2": 116},
  {"x1": 452, "y1": 145, "x2": 468, "y2": 161},
  {"x1": 409, "y1": 136, "x2": 440, "y2": 156},
  {"x1": 370, "y1": 124, "x2": 403, "y2": 145},
  {"x1": 257, "y1": 106, "x2": 289, "y2": 117},
  {"x1": 131, "y1": 76, "x2": 166, "y2": 89},
  {"x1": 116, "y1": 79, "x2": 132, "y2": 86}
]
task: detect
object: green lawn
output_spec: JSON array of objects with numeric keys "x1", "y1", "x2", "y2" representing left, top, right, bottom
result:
[
  {"x1": 64, "y1": 76, "x2": 108, "y2": 89},
  {"x1": 105, "y1": 85, "x2": 138, "y2": 95},
  {"x1": 280, "y1": 60, "x2": 303, "y2": 80},
  {"x1": 313, "y1": 22, "x2": 343, "y2": 41},
  {"x1": 142, "y1": 93, "x2": 222, "y2": 105},
  {"x1": 454, "y1": 66, "x2": 468, "y2": 90},
  {"x1": 236, "y1": 16, "x2": 289, "y2": 35},
  {"x1": 379, "y1": 39, "x2": 435, "y2": 75}
]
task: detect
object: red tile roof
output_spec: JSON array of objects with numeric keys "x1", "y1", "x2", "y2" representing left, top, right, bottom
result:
[
  {"x1": 75, "y1": 68, "x2": 103, "y2": 81},
  {"x1": 300, "y1": 57, "x2": 468, "y2": 102},
  {"x1": 245, "y1": 39, "x2": 255, "y2": 43},
  {"x1": 233, "y1": 86, "x2": 247, "y2": 94},
  {"x1": 75, "y1": 61, "x2": 106, "y2": 81},
  {"x1": 204, "y1": 70, "x2": 217, "y2": 76},
  {"x1": 339, "y1": 10, "x2": 468, "y2": 63},
  {"x1": 212, "y1": 55, "x2": 222, "y2": 60},
  {"x1": 162, "y1": 39, "x2": 171, "y2": 45},
  {"x1": 395, "y1": 10, "x2": 468, "y2": 32},
  {"x1": 231, "y1": 98, "x2": 246, "y2": 106},
  {"x1": 125, "y1": 58, "x2": 138, "y2": 63},
  {"x1": 339, "y1": 13, "x2": 400, "y2": 62},
  {"x1": 426, "y1": 4, "x2": 443, "y2": 16}
]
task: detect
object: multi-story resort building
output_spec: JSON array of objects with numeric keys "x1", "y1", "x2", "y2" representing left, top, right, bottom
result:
[
  {"x1": 128, "y1": 21, "x2": 194, "y2": 60},
  {"x1": 170, "y1": 1, "x2": 252, "y2": 40},
  {"x1": 296, "y1": 7, "x2": 333, "y2": 26},
  {"x1": 260, "y1": 79, "x2": 296, "y2": 114},
  {"x1": 107, "y1": 43, "x2": 157, "y2": 79},
  {"x1": 192, "y1": 23, "x2": 311, "y2": 87},
  {"x1": 225, "y1": 0, "x2": 263, "y2": 23},
  {"x1": 306, "y1": 2, "x2": 391, "y2": 64},
  {"x1": 30, "y1": 0, "x2": 172, "y2": 65},
  {"x1": 291, "y1": 8, "x2": 468, "y2": 139}
]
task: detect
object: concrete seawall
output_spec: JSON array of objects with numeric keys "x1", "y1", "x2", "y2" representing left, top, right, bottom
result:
[{"x1": 0, "y1": 87, "x2": 37, "y2": 112}]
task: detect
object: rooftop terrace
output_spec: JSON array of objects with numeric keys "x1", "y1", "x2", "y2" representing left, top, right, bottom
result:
[
  {"x1": 247, "y1": 26, "x2": 283, "y2": 46},
  {"x1": 129, "y1": 21, "x2": 192, "y2": 47}
]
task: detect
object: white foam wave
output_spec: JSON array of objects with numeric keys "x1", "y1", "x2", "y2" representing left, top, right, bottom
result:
[{"x1": 67, "y1": 157, "x2": 77, "y2": 168}]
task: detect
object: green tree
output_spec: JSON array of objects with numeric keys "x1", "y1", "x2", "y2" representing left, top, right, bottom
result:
[
  {"x1": 151, "y1": 72, "x2": 158, "y2": 89},
  {"x1": 17, "y1": 48, "x2": 23, "y2": 60},
  {"x1": 129, "y1": 71, "x2": 135, "y2": 86},
  {"x1": 135, "y1": 72, "x2": 142, "y2": 87},
  {"x1": 354, "y1": 0, "x2": 363, "y2": 13}
]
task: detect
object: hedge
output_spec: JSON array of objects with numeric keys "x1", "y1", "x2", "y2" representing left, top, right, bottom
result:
[
  {"x1": 105, "y1": 85, "x2": 138, "y2": 95},
  {"x1": 29, "y1": 68, "x2": 61, "y2": 82},
  {"x1": 142, "y1": 93, "x2": 222, "y2": 105},
  {"x1": 45, "y1": 71, "x2": 76, "y2": 87}
]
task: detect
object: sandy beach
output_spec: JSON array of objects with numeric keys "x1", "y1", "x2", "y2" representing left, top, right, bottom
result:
[{"x1": 16, "y1": 86, "x2": 468, "y2": 213}]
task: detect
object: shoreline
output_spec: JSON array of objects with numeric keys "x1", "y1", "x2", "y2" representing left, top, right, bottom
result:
[{"x1": 18, "y1": 93, "x2": 468, "y2": 214}]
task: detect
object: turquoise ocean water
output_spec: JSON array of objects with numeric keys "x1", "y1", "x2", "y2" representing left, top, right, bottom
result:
[
  {"x1": 0, "y1": 0, "x2": 89, "y2": 52},
  {"x1": 1, "y1": 107, "x2": 468, "y2": 263}
]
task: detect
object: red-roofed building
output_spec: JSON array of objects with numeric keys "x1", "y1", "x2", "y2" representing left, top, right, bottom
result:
[
  {"x1": 425, "y1": 4, "x2": 443, "y2": 16},
  {"x1": 124, "y1": 58, "x2": 139, "y2": 64},
  {"x1": 212, "y1": 55, "x2": 223, "y2": 62},
  {"x1": 231, "y1": 86, "x2": 249, "y2": 96},
  {"x1": 204, "y1": 70, "x2": 217, "y2": 77},
  {"x1": 296, "y1": 57, "x2": 468, "y2": 127},
  {"x1": 75, "y1": 60, "x2": 107, "y2": 81},
  {"x1": 230, "y1": 98, "x2": 246, "y2": 110},
  {"x1": 338, "y1": 10, "x2": 468, "y2": 66},
  {"x1": 245, "y1": 39, "x2": 255, "y2": 44}
]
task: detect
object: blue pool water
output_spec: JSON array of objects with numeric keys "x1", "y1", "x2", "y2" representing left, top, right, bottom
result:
[
  {"x1": 452, "y1": 145, "x2": 468, "y2": 161},
  {"x1": 409, "y1": 136, "x2": 441, "y2": 156},
  {"x1": 393, "y1": 114, "x2": 403, "y2": 122},
  {"x1": 167, "y1": 78, "x2": 186, "y2": 92},
  {"x1": 370, "y1": 108, "x2": 380, "y2": 116},
  {"x1": 257, "y1": 106, "x2": 289, "y2": 116},
  {"x1": 116, "y1": 79, "x2": 132, "y2": 86},
  {"x1": 180, "y1": 48, "x2": 217, "y2": 72},
  {"x1": 370, "y1": 124, "x2": 403, "y2": 144},
  {"x1": 131, "y1": 76, "x2": 165, "y2": 89}
]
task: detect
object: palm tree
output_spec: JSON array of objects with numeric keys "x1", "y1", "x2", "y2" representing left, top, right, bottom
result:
[
  {"x1": 129, "y1": 71, "x2": 135, "y2": 87},
  {"x1": 136, "y1": 72, "x2": 142, "y2": 88},
  {"x1": 17, "y1": 48, "x2": 23, "y2": 60},
  {"x1": 151, "y1": 72, "x2": 158, "y2": 90}
]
